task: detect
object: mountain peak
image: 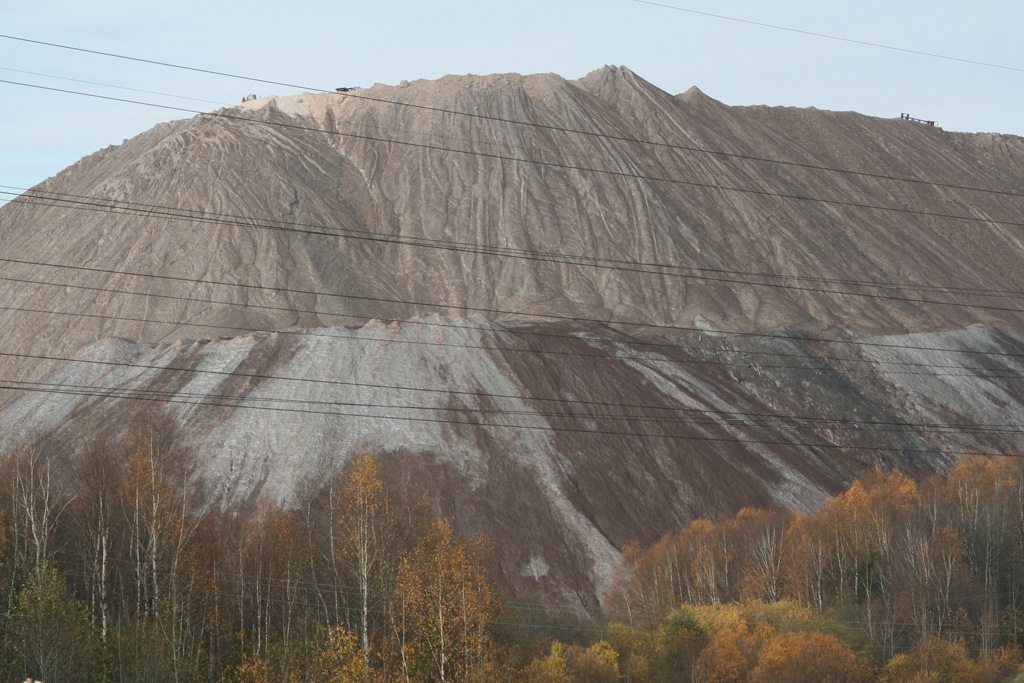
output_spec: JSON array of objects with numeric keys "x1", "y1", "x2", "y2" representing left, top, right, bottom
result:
[
  {"x1": 574, "y1": 64, "x2": 678, "y2": 111},
  {"x1": 577, "y1": 64, "x2": 644, "y2": 88},
  {"x1": 677, "y1": 85, "x2": 711, "y2": 103}
]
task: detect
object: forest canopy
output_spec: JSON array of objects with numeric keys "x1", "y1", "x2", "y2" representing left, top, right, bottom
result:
[{"x1": 2, "y1": 418, "x2": 1024, "y2": 681}]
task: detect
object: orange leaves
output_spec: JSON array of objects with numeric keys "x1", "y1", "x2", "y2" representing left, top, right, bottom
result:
[
  {"x1": 751, "y1": 631, "x2": 869, "y2": 683},
  {"x1": 878, "y1": 637, "x2": 987, "y2": 683},
  {"x1": 694, "y1": 620, "x2": 764, "y2": 683},
  {"x1": 830, "y1": 469, "x2": 920, "y2": 552},
  {"x1": 604, "y1": 461, "x2": 1024, "y2": 675},
  {"x1": 608, "y1": 509, "x2": 792, "y2": 616},
  {"x1": 578, "y1": 601, "x2": 873, "y2": 683}
]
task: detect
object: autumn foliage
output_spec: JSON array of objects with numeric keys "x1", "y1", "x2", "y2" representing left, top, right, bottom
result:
[
  {"x1": 604, "y1": 458, "x2": 1024, "y2": 681},
  {"x1": 2, "y1": 416, "x2": 1024, "y2": 681},
  {"x1": 0, "y1": 426, "x2": 504, "y2": 682}
]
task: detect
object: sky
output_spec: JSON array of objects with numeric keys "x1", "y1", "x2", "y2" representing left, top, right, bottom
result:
[{"x1": 1, "y1": 0, "x2": 1022, "y2": 204}]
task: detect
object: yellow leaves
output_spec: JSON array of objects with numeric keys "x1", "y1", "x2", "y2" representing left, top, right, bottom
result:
[
  {"x1": 751, "y1": 631, "x2": 869, "y2": 683},
  {"x1": 943, "y1": 455, "x2": 1019, "y2": 529},
  {"x1": 882, "y1": 640, "x2": 1022, "y2": 683},
  {"x1": 731, "y1": 508, "x2": 788, "y2": 602},
  {"x1": 393, "y1": 518, "x2": 496, "y2": 681},
  {"x1": 692, "y1": 602, "x2": 744, "y2": 634},
  {"x1": 690, "y1": 602, "x2": 774, "y2": 683},
  {"x1": 227, "y1": 627, "x2": 372, "y2": 683},
  {"x1": 228, "y1": 653, "x2": 272, "y2": 683},
  {"x1": 316, "y1": 626, "x2": 372, "y2": 683},
  {"x1": 540, "y1": 599, "x2": 880, "y2": 683},
  {"x1": 879, "y1": 637, "x2": 979, "y2": 683},
  {"x1": 833, "y1": 469, "x2": 920, "y2": 527},
  {"x1": 522, "y1": 640, "x2": 619, "y2": 683},
  {"x1": 342, "y1": 453, "x2": 385, "y2": 517},
  {"x1": 336, "y1": 453, "x2": 394, "y2": 665},
  {"x1": 521, "y1": 641, "x2": 570, "y2": 683},
  {"x1": 564, "y1": 641, "x2": 620, "y2": 683},
  {"x1": 946, "y1": 455, "x2": 1012, "y2": 495},
  {"x1": 682, "y1": 518, "x2": 728, "y2": 605},
  {"x1": 654, "y1": 601, "x2": 873, "y2": 683}
]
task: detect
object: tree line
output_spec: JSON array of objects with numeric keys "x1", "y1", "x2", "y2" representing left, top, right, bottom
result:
[
  {"x1": 0, "y1": 417, "x2": 499, "y2": 682},
  {"x1": 3, "y1": 412, "x2": 1024, "y2": 681},
  {"x1": 603, "y1": 456, "x2": 1024, "y2": 681}
]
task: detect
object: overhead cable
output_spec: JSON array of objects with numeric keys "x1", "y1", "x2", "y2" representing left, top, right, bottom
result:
[
  {"x1": 4, "y1": 187, "x2": 1024, "y2": 303},
  {"x1": 1, "y1": 37, "x2": 1022, "y2": 201},
  {"x1": 632, "y1": 1, "x2": 1024, "y2": 73},
  {"x1": 0, "y1": 378, "x2": 1000, "y2": 457},
  {"x1": 4, "y1": 78, "x2": 1024, "y2": 232}
]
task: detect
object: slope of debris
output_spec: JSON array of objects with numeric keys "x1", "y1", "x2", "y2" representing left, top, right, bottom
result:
[{"x1": 2, "y1": 67, "x2": 1024, "y2": 608}]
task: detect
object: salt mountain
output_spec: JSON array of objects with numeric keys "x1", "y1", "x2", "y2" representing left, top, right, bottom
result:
[{"x1": 2, "y1": 65, "x2": 1024, "y2": 611}]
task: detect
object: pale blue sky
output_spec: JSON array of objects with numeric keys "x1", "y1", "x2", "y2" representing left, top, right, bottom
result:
[{"x1": 2, "y1": 0, "x2": 1021, "y2": 203}]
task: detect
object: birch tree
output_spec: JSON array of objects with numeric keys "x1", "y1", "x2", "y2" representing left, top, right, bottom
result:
[{"x1": 393, "y1": 519, "x2": 495, "y2": 682}]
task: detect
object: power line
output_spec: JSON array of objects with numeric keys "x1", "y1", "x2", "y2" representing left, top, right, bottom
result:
[
  {"x1": 0, "y1": 65, "x2": 231, "y2": 106},
  {"x1": 0, "y1": 284, "x2": 1012, "y2": 466},
  {"x1": 5, "y1": 190, "x2": 1024, "y2": 382},
  {"x1": 632, "y1": 0, "x2": 1024, "y2": 73},
  {"x1": 0, "y1": 377, "x2": 1004, "y2": 457},
  {"x1": 4, "y1": 38, "x2": 1019, "y2": 630},
  {"x1": 4, "y1": 350, "x2": 1019, "y2": 436},
  {"x1": 2, "y1": 41, "x2": 1023, "y2": 455},
  {"x1": 9, "y1": 297, "x2": 1018, "y2": 388},
  {"x1": 5, "y1": 186, "x2": 1024, "y2": 304},
  {"x1": 0, "y1": 33, "x2": 322, "y2": 92},
  {"x1": 8, "y1": 186, "x2": 1024, "y2": 343},
  {"x1": 8, "y1": 250, "x2": 1024, "y2": 389},
  {"x1": 5, "y1": 77, "x2": 1024, "y2": 233},
  {"x1": 0, "y1": 351, "x2": 864, "y2": 417},
  {"x1": 6, "y1": 257, "x2": 1024, "y2": 373},
  {"x1": 2, "y1": 34, "x2": 1022, "y2": 201}
]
